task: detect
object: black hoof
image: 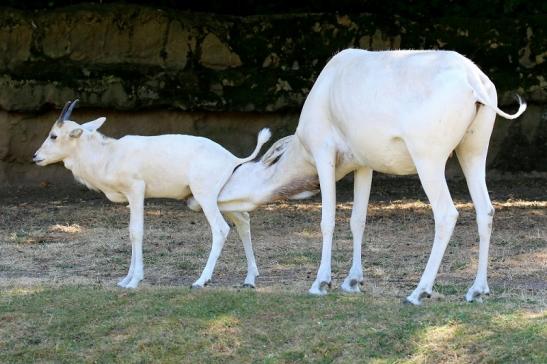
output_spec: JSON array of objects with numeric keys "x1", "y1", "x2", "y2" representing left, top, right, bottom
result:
[
  {"x1": 321, "y1": 281, "x2": 332, "y2": 289},
  {"x1": 349, "y1": 279, "x2": 364, "y2": 287},
  {"x1": 191, "y1": 280, "x2": 210, "y2": 289}
]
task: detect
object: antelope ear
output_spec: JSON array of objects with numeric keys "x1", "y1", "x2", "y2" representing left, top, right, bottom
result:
[
  {"x1": 81, "y1": 117, "x2": 106, "y2": 132},
  {"x1": 69, "y1": 128, "x2": 83, "y2": 138}
]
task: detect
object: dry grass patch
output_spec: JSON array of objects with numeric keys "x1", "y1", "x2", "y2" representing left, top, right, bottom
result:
[
  {"x1": 48, "y1": 224, "x2": 83, "y2": 234},
  {"x1": 2, "y1": 176, "x2": 543, "y2": 296}
]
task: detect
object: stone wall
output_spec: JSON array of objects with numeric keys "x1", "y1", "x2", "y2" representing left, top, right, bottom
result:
[
  {"x1": 0, "y1": 3, "x2": 545, "y2": 185},
  {"x1": 1, "y1": 5, "x2": 546, "y2": 112}
]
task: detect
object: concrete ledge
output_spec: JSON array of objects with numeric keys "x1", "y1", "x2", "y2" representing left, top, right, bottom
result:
[{"x1": 1, "y1": 104, "x2": 545, "y2": 186}]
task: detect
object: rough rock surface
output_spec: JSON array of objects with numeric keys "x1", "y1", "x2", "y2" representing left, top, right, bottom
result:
[
  {"x1": 0, "y1": 4, "x2": 545, "y2": 184},
  {"x1": 0, "y1": 5, "x2": 545, "y2": 112}
]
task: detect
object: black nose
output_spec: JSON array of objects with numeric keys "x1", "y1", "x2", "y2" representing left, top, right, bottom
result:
[{"x1": 32, "y1": 154, "x2": 37, "y2": 159}]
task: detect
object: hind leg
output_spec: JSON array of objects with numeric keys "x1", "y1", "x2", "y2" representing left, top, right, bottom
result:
[
  {"x1": 191, "y1": 194, "x2": 230, "y2": 288},
  {"x1": 406, "y1": 155, "x2": 459, "y2": 305},
  {"x1": 225, "y1": 211, "x2": 259, "y2": 288},
  {"x1": 456, "y1": 105, "x2": 496, "y2": 302}
]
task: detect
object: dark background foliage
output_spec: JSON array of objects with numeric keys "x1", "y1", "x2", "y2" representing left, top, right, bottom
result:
[{"x1": 2, "y1": 0, "x2": 545, "y2": 17}]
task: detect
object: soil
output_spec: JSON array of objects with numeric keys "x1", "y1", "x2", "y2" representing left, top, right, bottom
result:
[{"x1": 1, "y1": 174, "x2": 545, "y2": 300}]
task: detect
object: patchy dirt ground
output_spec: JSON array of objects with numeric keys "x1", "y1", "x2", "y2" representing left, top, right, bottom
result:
[{"x1": 1, "y1": 174, "x2": 545, "y2": 302}]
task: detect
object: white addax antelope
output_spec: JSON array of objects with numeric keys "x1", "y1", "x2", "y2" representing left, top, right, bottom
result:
[
  {"x1": 198, "y1": 49, "x2": 526, "y2": 304},
  {"x1": 33, "y1": 100, "x2": 271, "y2": 289}
]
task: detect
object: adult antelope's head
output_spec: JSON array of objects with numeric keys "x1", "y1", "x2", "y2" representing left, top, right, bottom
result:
[{"x1": 33, "y1": 99, "x2": 106, "y2": 166}]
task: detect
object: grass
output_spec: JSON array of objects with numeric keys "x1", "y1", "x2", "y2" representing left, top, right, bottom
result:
[
  {"x1": 0, "y1": 286, "x2": 545, "y2": 363},
  {"x1": 0, "y1": 175, "x2": 545, "y2": 362}
]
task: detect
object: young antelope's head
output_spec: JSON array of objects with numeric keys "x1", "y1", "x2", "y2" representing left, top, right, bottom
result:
[{"x1": 33, "y1": 99, "x2": 106, "y2": 166}]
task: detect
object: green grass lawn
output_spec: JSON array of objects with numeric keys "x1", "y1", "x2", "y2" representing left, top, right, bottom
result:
[{"x1": 1, "y1": 286, "x2": 545, "y2": 363}]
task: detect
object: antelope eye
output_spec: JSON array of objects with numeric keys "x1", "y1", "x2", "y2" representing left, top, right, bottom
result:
[{"x1": 50, "y1": 134, "x2": 57, "y2": 140}]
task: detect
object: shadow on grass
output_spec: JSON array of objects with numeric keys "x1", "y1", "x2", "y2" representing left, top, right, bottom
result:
[{"x1": 0, "y1": 286, "x2": 545, "y2": 363}]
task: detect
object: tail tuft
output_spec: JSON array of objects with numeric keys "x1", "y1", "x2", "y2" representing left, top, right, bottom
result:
[
  {"x1": 513, "y1": 94, "x2": 527, "y2": 115},
  {"x1": 257, "y1": 128, "x2": 272, "y2": 145},
  {"x1": 496, "y1": 94, "x2": 527, "y2": 120},
  {"x1": 237, "y1": 128, "x2": 272, "y2": 164}
]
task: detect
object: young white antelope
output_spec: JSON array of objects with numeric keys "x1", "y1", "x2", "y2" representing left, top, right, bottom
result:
[
  {"x1": 33, "y1": 100, "x2": 271, "y2": 289},
  {"x1": 204, "y1": 49, "x2": 526, "y2": 304}
]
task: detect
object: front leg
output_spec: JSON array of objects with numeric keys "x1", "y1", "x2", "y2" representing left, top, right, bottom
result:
[
  {"x1": 117, "y1": 241, "x2": 135, "y2": 287},
  {"x1": 309, "y1": 148, "x2": 337, "y2": 296},
  {"x1": 341, "y1": 167, "x2": 372, "y2": 293},
  {"x1": 118, "y1": 182, "x2": 146, "y2": 289}
]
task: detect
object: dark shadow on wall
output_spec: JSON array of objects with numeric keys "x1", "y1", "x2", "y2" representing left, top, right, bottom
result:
[{"x1": 3, "y1": 0, "x2": 546, "y2": 17}]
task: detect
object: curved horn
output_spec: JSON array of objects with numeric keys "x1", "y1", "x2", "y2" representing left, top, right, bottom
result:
[
  {"x1": 56, "y1": 101, "x2": 72, "y2": 124},
  {"x1": 63, "y1": 99, "x2": 79, "y2": 121}
]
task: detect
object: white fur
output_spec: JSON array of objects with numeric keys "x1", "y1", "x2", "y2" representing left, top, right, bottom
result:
[
  {"x1": 34, "y1": 108, "x2": 270, "y2": 289},
  {"x1": 212, "y1": 49, "x2": 526, "y2": 304}
]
